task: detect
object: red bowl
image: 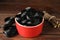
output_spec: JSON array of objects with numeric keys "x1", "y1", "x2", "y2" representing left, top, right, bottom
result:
[{"x1": 15, "y1": 18, "x2": 44, "y2": 37}]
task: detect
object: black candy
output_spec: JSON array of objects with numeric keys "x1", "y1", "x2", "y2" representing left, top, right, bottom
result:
[
  {"x1": 3, "y1": 26, "x2": 18, "y2": 37},
  {"x1": 3, "y1": 17, "x2": 18, "y2": 37},
  {"x1": 16, "y1": 7, "x2": 44, "y2": 26},
  {"x1": 4, "y1": 17, "x2": 10, "y2": 22},
  {"x1": 4, "y1": 17, "x2": 15, "y2": 30}
]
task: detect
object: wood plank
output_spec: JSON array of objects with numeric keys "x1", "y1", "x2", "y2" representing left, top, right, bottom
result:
[
  {"x1": 0, "y1": 10, "x2": 60, "y2": 35},
  {"x1": 0, "y1": 0, "x2": 60, "y2": 40},
  {"x1": 0, "y1": 0, "x2": 60, "y2": 12}
]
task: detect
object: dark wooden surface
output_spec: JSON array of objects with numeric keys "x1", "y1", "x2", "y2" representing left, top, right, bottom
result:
[{"x1": 0, "y1": 0, "x2": 60, "y2": 40}]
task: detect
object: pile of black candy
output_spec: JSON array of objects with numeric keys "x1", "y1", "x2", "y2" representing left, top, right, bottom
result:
[
  {"x1": 16, "y1": 7, "x2": 44, "y2": 26},
  {"x1": 3, "y1": 17, "x2": 18, "y2": 37},
  {"x1": 3, "y1": 7, "x2": 44, "y2": 37}
]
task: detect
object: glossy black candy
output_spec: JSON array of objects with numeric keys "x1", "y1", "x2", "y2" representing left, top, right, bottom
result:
[
  {"x1": 4, "y1": 17, "x2": 15, "y2": 30},
  {"x1": 4, "y1": 17, "x2": 10, "y2": 22},
  {"x1": 3, "y1": 17, "x2": 18, "y2": 37},
  {"x1": 16, "y1": 7, "x2": 44, "y2": 26},
  {"x1": 3, "y1": 7, "x2": 44, "y2": 37},
  {"x1": 3, "y1": 26, "x2": 18, "y2": 37}
]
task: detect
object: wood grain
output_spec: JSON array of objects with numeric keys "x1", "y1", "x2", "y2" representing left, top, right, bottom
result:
[{"x1": 0, "y1": 0, "x2": 60, "y2": 40}]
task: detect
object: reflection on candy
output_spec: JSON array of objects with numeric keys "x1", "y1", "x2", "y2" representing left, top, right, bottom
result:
[{"x1": 16, "y1": 7, "x2": 44, "y2": 26}]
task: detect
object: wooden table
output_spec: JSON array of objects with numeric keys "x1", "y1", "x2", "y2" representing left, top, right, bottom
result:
[{"x1": 0, "y1": 0, "x2": 60, "y2": 40}]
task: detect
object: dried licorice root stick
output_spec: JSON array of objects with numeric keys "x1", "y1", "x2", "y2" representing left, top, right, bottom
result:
[
  {"x1": 43, "y1": 11, "x2": 60, "y2": 28},
  {"x1": 57, "y1": 18, "x2": 60, "y2": 28}
]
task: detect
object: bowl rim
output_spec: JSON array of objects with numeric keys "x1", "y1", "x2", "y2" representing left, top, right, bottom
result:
[{"x1": 15, "y1": 17, "x2": 44, "y2": 28}]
